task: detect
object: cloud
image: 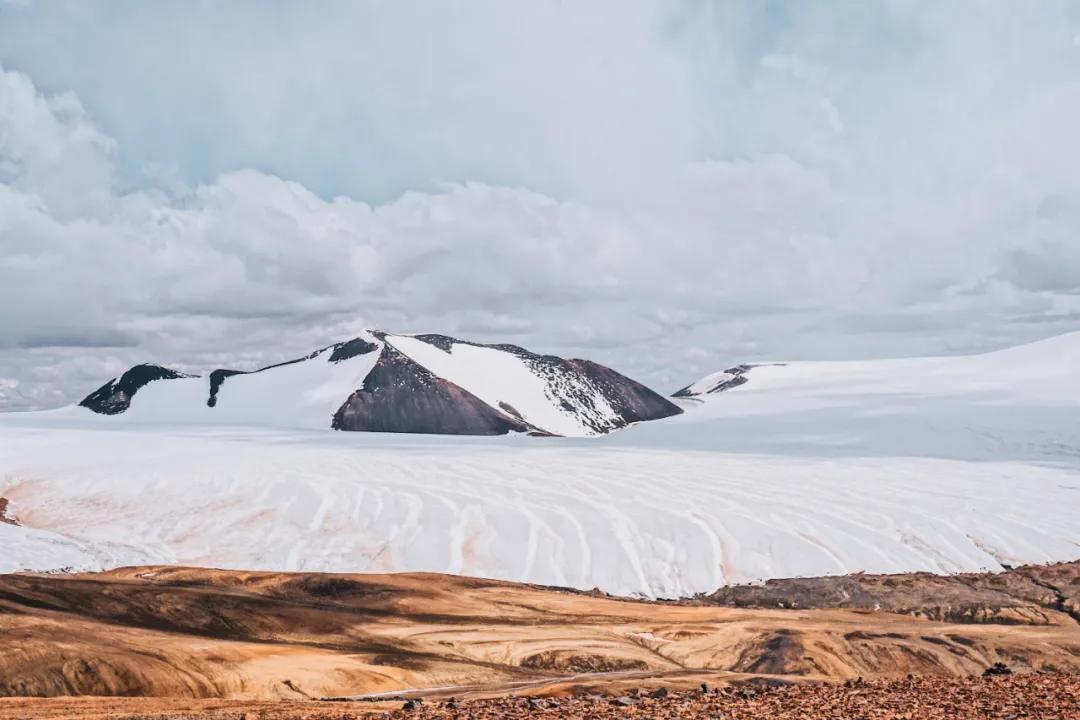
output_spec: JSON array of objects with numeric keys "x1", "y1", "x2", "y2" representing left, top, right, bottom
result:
[
  {"x1": 1, "y1": 2, "x2": 1080, "y2": 409},
  {"x1": 0, "y1": 0, "x2": 696, "y2": 206}
]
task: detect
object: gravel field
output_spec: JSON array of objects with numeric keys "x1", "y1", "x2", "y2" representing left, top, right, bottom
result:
[{"x1": 1, "y1": 674, "x2": 1077, "y2": 719}]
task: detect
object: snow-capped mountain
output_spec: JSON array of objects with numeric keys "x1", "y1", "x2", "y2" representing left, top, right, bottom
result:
[{"x1": 77, "y1": 331, "x2": 681, "y2": 437}]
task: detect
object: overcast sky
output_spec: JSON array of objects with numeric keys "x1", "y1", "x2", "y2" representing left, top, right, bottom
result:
[{"x1": 2, "y1": 1, "x2": 1080, "y2": 410}]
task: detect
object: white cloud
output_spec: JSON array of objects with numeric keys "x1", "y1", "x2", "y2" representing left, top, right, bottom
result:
[
  {"x1": 2, "y1": 2, "x2": 1080, "y2": 409},
  {"x1": 0, "y1": 68, "x2": 115, "y2": 218}
]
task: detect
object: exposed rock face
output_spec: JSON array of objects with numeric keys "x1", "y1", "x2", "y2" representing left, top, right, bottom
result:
[
  {"x1": 700, "y1": 561, "x2": 1080, "y2": 626},
  {"x1": 79, "y1": 364, "x2": 191, "y2": 415},
  {"x1": 206, "y1": 369, "x2": 244, "y2": 407},
  {"x1": 412, "y1": 333, "x2": 457, "y2": 352},
  {"x1": 564, "y1": 358, "x2": 683, "y2": 427},
  {"x1": 332, "y1": 345, "x2": 529, "y2": 435},
  {"x1": 328, "y1": 337, "x2": 378, "y2": 363}
]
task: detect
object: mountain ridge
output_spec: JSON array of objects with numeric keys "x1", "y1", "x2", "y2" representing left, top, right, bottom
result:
[{"x1": 78, "y1": 330, "x2": 681, "y2": 437}]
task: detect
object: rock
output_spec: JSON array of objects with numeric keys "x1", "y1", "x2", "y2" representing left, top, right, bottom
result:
[
  {"x1": 610, "y1": 696, "x2": 636, "y2": 706},
  {"x1": 648, "y1": 687, "x2": 669, "y2": 699},
  {"x1": 983, "y1": 662, "x2": 1013, "y2": 677}
]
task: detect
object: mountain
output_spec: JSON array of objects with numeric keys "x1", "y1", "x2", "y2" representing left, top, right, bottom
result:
[{"x1": 77, "y1": 331, "x2": 681, "y2": 437}]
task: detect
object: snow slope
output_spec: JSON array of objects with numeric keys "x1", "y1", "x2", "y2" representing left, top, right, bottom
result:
[
  {"x1": 634, "y1": 332, "x2": 1080, "y2": 462},
  {"x1": 0, "y1": 333, "x2": 1078, "y2": 596},
  {"x1": 92, "y1": 345, "x2": 382, "y2": 429}
]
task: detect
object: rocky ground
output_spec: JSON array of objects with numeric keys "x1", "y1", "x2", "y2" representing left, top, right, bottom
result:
[
  {"x1": 0, "y1": 674, "x2": 1076, "y2": 719},
  {"x1": 368, "y1": 674, "x2": 1079, "y2": 720}
]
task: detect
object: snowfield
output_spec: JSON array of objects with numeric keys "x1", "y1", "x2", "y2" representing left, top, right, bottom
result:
[{"x1": 1, "y1": 333, "x2": 1079, "y2": 597}]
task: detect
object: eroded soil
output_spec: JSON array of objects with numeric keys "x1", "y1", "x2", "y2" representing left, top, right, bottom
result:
[{"x1": 1, "y1": 563, "x2": 1079, "y2": 704}]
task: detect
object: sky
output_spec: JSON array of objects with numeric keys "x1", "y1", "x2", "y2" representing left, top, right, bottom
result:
[{"x1": 2, "y1": 1, "x2": 1080, "y2": 410}]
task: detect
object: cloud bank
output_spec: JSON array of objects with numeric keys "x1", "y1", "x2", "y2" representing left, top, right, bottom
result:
[{"x1": 1, "y1": 1, "x2": 1080, "y2": 409}]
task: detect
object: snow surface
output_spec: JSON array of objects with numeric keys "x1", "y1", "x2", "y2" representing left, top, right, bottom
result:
[
  {"x1": 629, "y1": 332, "x2": 1080, "y2": 462},
  {"x1": 1, "y1": 333, "x2": 1078, "y2": 597}
]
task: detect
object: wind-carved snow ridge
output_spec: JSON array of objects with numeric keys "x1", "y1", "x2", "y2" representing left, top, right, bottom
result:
[{"x1": 0, "y1": 424, "x2": 1077, "y2": 597}]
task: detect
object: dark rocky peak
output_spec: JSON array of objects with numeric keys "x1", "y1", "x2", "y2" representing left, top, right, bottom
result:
[
  {"x1": 328, "y1": 337, "x2": 379, "y2": 363},
  {"x1": 332, "y1": 344, "x2": 529, "y2": 435},
  {"x1": 80, "y1": 364, "x2": 193, "y2": 415},
  {"x1": 564, "y1": 358, "x2": 682, "y2": 427}
]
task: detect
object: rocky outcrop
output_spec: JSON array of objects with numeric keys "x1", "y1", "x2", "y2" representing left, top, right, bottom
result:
[
  {"x1": 700, "y1": 561, "x2": 1080, "y2": 626},
  {"x1": 332, "y1": 345, "x2": 529, "y2": 435},
  {"x1": 79, "y1": 364, "x2": 191, "y2": 415},
  {"x1": 328, "y1": 337, "x2": 379, "y2": 363},
  {"x1": 564, "y1": 358, "x2": 682, "y2": 427},
  {"x1": 673, "y1": 365, "x2": 753, "y2": 397}
]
